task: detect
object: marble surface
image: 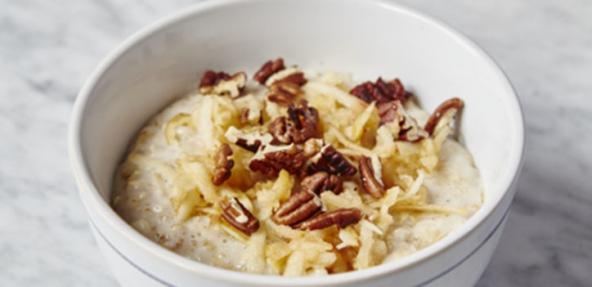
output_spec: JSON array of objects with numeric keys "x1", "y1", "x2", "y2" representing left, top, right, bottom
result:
[{"x1": 1, "y1": 0, "x2": 590, "y2": 286}]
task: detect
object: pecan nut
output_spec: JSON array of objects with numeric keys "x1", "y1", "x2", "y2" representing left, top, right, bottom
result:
[
  {"x1": 199, "y1": 70, "x2": 230, "y2": 88},
  {"x1": 220, "y1": 197, "x2": 260, "y2": 235},
  {"x1": 212, "y1": 144, "x2": 234, "y2": 185},
  {"x1": 300, "y1": 172, "x2": 343, "y2": 195},
  {"x1": 268, "y1": 101, "x2": 320, "y2": 144},
  {"x1": 273, "y1": 191, "x2": 322, "y2": 226},
  {"x1": 267, "y1": 81, "x2": 301, "y2": 105},
  {"x1": 377, "y1": 101, "x2": 399, "y2": 125},
  {"x1": 424, "y1": 98, "x2": 464, "y2": 135},
  {"x1": 274, "y1": 71, "x2": 307, "y2": 86},
  {"x1": 350, "y1": 78, "x2": 408, "y2": 104},
  {"x1": 359, "y1": 156, "x2": 385, "y2": 198},
  {"x1": 297, "y1": 208, "x2": 362, "y2": 231},
  {"x1": 235, "y1": 139, "x2": 262, "y2": 153},
  {"x1": 378, "y1": 101, "x2": 427, "y2": 142},
  {"x1": 225, "y1": 127, "x2": 273, "y2": 153},
  {"x1": 249, "y1": 146, "x2": 307, "y2": 177},
  {"x1": 254, "y1": 58, "x2": 285, "y2": 84},
  {"x1": 199, "y1": 71, "x2": 247, "y2": 98},
  {"x1": 307, "y1": 145, "x2": 357, "y2": 176}
]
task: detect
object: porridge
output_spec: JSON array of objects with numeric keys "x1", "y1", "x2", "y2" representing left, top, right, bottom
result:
[{"x1": 112, "y1": 58, "x2": 483, "y2": 276}]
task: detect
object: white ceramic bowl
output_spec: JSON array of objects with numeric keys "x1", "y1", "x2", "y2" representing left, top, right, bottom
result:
[{"x1": 69, "y1": 0, "x2": 524, "y2": 286}]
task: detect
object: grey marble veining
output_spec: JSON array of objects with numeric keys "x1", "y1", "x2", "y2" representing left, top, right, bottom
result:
[{"x1": 0, "y1": 0, "x2": 590, "y2": 286}]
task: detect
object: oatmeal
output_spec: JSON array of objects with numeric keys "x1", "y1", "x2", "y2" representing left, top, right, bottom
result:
[{"x1": 112, "y1": 58, "x2": 483, "y2": 276}]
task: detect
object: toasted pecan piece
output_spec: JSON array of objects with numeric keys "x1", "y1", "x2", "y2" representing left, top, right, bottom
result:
[
  {"x1": 199, "y1": 70, "x2": 230, "y2": 88},
  {"x1": 235, "y1": 139, "x2": 262, "y2": 153},
  {"x1": 199, "y1": 71, "x2": 247, "y2": 98},
  {"x1": 307, "y1": 145, "x2": 357, "y2": 176},
  {"x1": 424, "y1": 98, "x2": 464, "y2": 135},
  {"x1": 377, "y1": 101, "x2": 428, "y2": 142},
  {"x1": 297, "y1": 208, "x2": 362, "y2": 231},
  {"x1": 350, "y1": 78, "x2": 408, "y2": 104},
  {"x1": 254, "y1": 58, "x2": 285, "y2": 84},
  {"x1": 300, "y1": 172, "x2": 343, "y2": 195},
  {"x1": 220, "y1": 197, "x2": 260, "y2": 235},
  {"x1": 212, "y1": 144, "x2": 234, "y2": 185},
  {"x1": 274, "y1": 71, "x2": 307, "y2": 86},
  {"x1": 268, "y1": 101, "x2": 320, "y2": 144},
  {"x1": 359, "y1": 156, "x2": 385, "y2": 198},
  {"x1": 273, "y1": 191, "x2": 322, "y2": 226},
  {"x1": 267, "y1": 81, "x2": 301, "y2": 105},
  {"x1": 249, "y1": 146, "x2": 307, "y2": 177},
  {"x1": 377, "y1": 101, "x2": 400, "y2": 125}
]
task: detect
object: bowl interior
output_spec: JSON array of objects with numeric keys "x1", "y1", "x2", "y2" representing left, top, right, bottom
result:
[{"x1": 74, "y1": 0, "x2": 522, "y2": 279}]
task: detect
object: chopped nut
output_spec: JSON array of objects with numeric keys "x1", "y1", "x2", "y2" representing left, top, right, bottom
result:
[
  {"x1": 236, "y1": 139, "x2": 262, "y2": 153},
  {"x1": 199, "y1": 70, "x2": 230, "y2": 88},
  {"x1": 297, "y1": 208, "x2": 362, "y2": 230},
  {"x1": 249, "y1": 145, "x2": 307, "y2": 177},
  {"x1": 199, "y1": 71, "x2": 247, "y2": 98},
  {"x1": 300, "y1": 172, "x2": 343, "y2": 195},
  {"x1": 275, "y1": 71, "x2": 307, "y2": 86},
  {"x1": 350, "y1": 78, "x2": 408, "y2": 104},
  {"x1": 323, "y1": 174, "x2": 343, "y2": 194},
  {"x1": 399, "y1": 115, "x2": 428, "y2": 142},
  {"x1": 307, "y1": 145, "x2": 357, "y2": 176},
  {"x1": 377, "y1": 101, "x2": 399, "y2": 125},
  {"x1": 254, "y1": 58, "x2": 285, "y2": 84},
  {"x1": 225, "y1": 127, "x2": 273, "y2": 153},
  {"x1": 359, "y1": 156, "x2": 385, "y2": 198},
  {"x1": 424, "y1": 98, "x2": 464, "y2": 135},
  {"x1": 273, "y1": 191, "x2": 322, "y2": 226},
  {"x1": 212, "y1": 144, "x2": 234, "y2": 185},
  {"x1": 220, "y1": 197, "x2": 260, "y2": 235},
  {"x1": 377, "y1": 101, "x2": 428, "y2": 142},
  {"x1": 267, "y1": 81, "x2": 301, "y2": 105},
  {"x1": 268, "y1": 101, "x2": 320, "y2": 144}
]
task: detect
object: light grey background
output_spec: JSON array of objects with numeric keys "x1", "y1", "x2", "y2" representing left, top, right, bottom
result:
[{"x1": 1, "y1": 0, "x2": 590, "y2": 286}]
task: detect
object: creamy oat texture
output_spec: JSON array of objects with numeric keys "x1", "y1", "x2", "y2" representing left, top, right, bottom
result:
[{"x1": 112, "y1": 66, "x2": 483, "y2": 276}]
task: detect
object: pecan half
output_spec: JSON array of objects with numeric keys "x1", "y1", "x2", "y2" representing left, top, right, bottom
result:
[
  {"x1": 199, "y1": 71, "x2": 247, "y2": 98},
  {"x1": 359, "y1": 156, "x2": 385, "y2": 198},
  {"x1": 300, "y1": 172, "x2": 343, "y2": 195},
  {"x1": 254, "y1": 58, "x2": 285, "y2": 84},
  {"x1": 307, "y1": 145, "x2": 357, "y2": 176},
  {"x1": 273, "y1": 191, "x2": 322, "y2": 226},
  {"x1": 424, "y1": 98, "x2": 464, "y2": 135},
  {"x1": 220, "y1": 197, "x2": 260, "y2": 235},
  {"x1": 268, "y1": 101, "x2": 320, "y2": 144},
  {"x1": 350, "y1": 78, "x2": 408, "y2": 104},
  {"x1": 249, "y1": 146, "x2": 307, "y2": 177},
  {"x1": 267, "y1": 81, "x2": 301, "y2": 105},
  {"x1": 297, "y1": 208, "x2": 362, "y2": 231},
  {"x1": 212, "y1": 144, "x2": 234, "y2": 185}
]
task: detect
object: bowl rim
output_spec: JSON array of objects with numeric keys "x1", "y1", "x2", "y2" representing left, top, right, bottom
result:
[{"x1": 69, "y1": 0, "x2": 525, "y2": 285}]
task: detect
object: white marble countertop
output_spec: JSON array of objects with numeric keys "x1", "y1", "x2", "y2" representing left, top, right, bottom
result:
[{"x1": 1, "y1": 0, "x2": 591, "y2": 286}]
